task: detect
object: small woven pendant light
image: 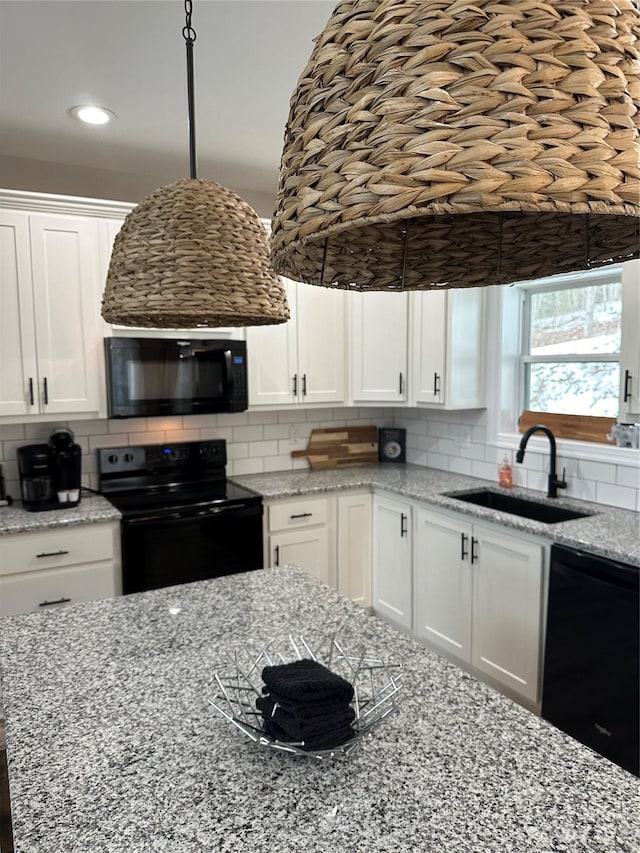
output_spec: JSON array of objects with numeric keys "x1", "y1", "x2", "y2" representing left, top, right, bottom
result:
[
  {"x1": 271, "y1": 0, "x2": 640, "y2": 292},
  {"x1": 102, "y1": 1, "x2": 289, "y2": 327}
]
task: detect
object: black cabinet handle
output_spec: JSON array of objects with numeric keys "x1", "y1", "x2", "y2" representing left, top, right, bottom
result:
[
  {"x1": 470, "y1": 537, "x2": 478, "y2": 564},
  {"x1": 399, "y1": 372, "x2": 404, "y2": 395},
  {"x1": 293, "y1": 374, "x2": 297, "y2": 396},
  {"x1": 28, "y1": 377, "x2": 34, "y2": 405},
  {"x1": 461, "y1": 533, "x2": 468, "y2": 560},
  {"x1": 36, "y1": 550, "x2": 70, "y2": 558},
  {"x1": 623, "y1": 369, "x2": 632, "y2": 403},
  {"x1": 400, "y1": 513, "x2": 408, "y2": 537},
  {"x1": 43, "y1": 376, "x2": 49, "y2": 405},
  {"x1": 434, "y1": 372, "x2": 441, "y2": 396},
  {"x1": 39, "y1": 597, "x2": 71, "y2": 607},
  {"x1": 290, "y1": 512, "x2": 312, "y2": 519},
  {"x1": 302, "y1": 374, "x2": 307, "y2": 396},
  {"x1": 274, "y1": 545, "x2": 280, "y2": 567}
]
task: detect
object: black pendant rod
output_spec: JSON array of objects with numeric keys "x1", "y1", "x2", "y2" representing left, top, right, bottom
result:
[{"x1": 183, "y1": 0, "x2": 197, "y2": 179}]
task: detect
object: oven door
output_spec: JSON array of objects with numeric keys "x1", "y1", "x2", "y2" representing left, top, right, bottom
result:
[{"x1": 121, "y1": 502, "x2": 263, "y2": 594}]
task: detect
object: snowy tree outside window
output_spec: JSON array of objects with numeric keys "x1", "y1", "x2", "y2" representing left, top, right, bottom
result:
[{"x1": 522, "y1": 275, "x2": 622, "y2": 418}]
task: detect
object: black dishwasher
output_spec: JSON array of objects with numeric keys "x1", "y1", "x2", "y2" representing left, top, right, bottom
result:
[{"x1": 542, "y1": 545, "x2": 639, "y2": 776}]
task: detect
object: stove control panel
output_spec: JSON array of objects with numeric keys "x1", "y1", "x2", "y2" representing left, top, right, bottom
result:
[{"x1": 98, "y1": 440, "x2": 227, "y2": 476}]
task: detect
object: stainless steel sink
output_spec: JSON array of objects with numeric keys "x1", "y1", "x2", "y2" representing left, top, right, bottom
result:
[{"x1": 443, "y1": 489, "x2": 594, "y2": 524}]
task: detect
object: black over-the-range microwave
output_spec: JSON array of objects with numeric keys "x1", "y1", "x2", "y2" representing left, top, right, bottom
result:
[{"x1": 104, "y1": 337, "x2": 248, "y2": 418}]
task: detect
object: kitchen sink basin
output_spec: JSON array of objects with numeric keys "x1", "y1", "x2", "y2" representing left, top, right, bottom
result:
[{"x1": 443, "y1": 489, "x2": 594, "y2": 524}]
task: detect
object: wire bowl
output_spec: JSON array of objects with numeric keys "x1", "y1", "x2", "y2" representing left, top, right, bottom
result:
[{"x1": 208, "y1": 635, "x2": 403, "y2": 759}]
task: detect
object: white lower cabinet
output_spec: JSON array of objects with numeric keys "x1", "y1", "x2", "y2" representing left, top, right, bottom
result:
[
  {"x1": 336, "y1": 492, "x2": 372, "y2": 608},
  {"x1": 267, "y1": 496, "x2": 336, "y2": 588},
  {"x1": 266, "y1": 491, "x2": 373, "y2": 606},
  {"x1": 372, "y1": 494, "x2": 413, "y2": 631},
  {"x1": 0, "y1": 522, "x2": 121, "y2": 617},
  {"x1": 414, "y1": 506, "x2": 544, "y2": 705}
]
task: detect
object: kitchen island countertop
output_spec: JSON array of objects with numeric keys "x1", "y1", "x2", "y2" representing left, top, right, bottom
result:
[
  {"x1": 235, "y1": 464, "x2": 640, "y2": 566},
  {"x1": 1, "y1": 566, "x2": 638, "y2": 853}
]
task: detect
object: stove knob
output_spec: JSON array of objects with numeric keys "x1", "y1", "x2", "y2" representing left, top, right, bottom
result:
[
  {"x1": 124, "y1": 452, "x2": 134, "y2": 463},
  {"x1": 108, "y1": 454, "x2": 119, "y2": 465}
]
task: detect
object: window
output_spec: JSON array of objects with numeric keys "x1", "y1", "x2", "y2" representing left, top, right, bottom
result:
[{"x1": 520, "y1": 270, "x2": 622, "y2": 418}]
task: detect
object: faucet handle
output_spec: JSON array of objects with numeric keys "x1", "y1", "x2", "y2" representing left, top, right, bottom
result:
[{"x1": 559, "y1": 467, "x2": 567, "y2": 489}]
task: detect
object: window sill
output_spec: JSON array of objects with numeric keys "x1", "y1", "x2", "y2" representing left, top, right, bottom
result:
[{"x1": 495, "y1": 432, "x2": 640, "y2": 468}]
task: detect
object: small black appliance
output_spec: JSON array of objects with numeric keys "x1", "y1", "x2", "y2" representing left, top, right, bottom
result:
[{"x1": 17, "y1": 428, "x2": 82, "y2": 512}]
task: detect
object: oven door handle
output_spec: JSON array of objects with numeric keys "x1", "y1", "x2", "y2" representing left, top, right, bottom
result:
[{"x1": 123, "y1": 502, "x2": 261, "y2": 525}]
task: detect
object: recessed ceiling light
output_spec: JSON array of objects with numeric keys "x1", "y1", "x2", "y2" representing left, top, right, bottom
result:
[{"x1": 68, "y1": 105, "x2": 116, "y2": 125}]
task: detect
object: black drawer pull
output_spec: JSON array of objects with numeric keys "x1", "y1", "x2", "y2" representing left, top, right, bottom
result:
[
  {"x1": 400, "y1": 513, "x2": 408, "y2": 537},
  {"x1": 43, "y1": 376, "x2": 49, "y2": 405},
  {"x1": 470, "y1": 537, "x2": 479, "y2": 564},
  {"x1": 623, "y1": 369, "x2": 632, "y2": 403},
  {"x1": 274, "y1": 545, "x2": 280, "y2": 567},
  {"x1": 434, "y1": 372, "x2": 441, "y2": 395},
  {"x1": 36, "y1": 549, "x2": 70, "y2": 558},
  {"x1": 39, "y1": 597, "x2": 71, "y2": 607},
  {"x1": 28, "y1": 376, "x2": 34, "y2": 405},
  {"x1": 290, "y1": 512, "x2": 312, "y2": 519}
]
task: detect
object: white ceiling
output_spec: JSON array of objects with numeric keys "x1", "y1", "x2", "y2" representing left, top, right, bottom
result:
[{"x1": 0, "y1": 0, "x2": 337, "y2": 200}]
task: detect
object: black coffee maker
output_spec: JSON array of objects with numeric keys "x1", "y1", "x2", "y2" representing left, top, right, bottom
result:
[{"x1": 17, "y1": 428, "x2": 82, "y2": 512}]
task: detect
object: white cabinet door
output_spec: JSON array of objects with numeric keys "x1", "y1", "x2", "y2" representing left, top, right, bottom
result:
[
  {"x1": 0, "y1": 211, "x2": 38, "y2": 416},
  {"x1": 412, "y1": 288, "x2": 486, "y2": 409},
  {"x1": 29, "y1": 214, "x2": 101, "y2": 414},
  {"x1": 414, "y1": 507, "x2": 472, "y2": 662},
  {"x1": 619, "y1": 260, "x2": 640, "y2": 420},
  {"x1": 248, "y1": 279, "x2": 345, "y2": 407},
  {"x1": 297, "y1": 283, "x2": 345, "y2": 404},
  {"x1": 372, "y1": 495, "x2": 412, "y2": 630},
  {"x1": 351, "y1": 291, "x2": 409, "y2": 402},
  {"x1": 471, "y1": 524, "x2": 543, "y2": 704},
  {"x1": 271, "y1": 526, "x2": 330, "y2": 586},
  {"x1": 247, "y1": 278, "x2": 298, "y2": 406},
  {"x1": 337, "y1": 492, "x2": 372, "y2": 608},
  {"x1": 413, "y1": 289, "x2": 447, "y2": 404}
]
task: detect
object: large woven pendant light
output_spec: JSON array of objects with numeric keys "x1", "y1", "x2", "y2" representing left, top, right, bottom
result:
[
  {"x1": 270, "y1": 0, "x2": 640, "y2": 292},
  {"x1": 102, "y1": 1, "x2": 289, "y2": 327}
]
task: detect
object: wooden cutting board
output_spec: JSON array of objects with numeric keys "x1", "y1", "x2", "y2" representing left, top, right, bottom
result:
[{"x1": 291, "y1": 426, "x2": 378, "y2": 470}]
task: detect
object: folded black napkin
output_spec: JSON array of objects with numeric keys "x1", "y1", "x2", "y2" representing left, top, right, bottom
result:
[
  {"x1": 262, "y1": 717, "x2": 355, "y2": 751},
  {"x1": 261, "y1": 658, "x2": 354, "y2": 703},
  {"x1": 259, "y1": 688, "x2": 352, "y2": 720},
  {"x1": 256, "y1": 694, "x2": 355, "y2": 739}
]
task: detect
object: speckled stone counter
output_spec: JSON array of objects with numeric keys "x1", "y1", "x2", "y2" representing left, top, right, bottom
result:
[
  {"x1": 0, "y1": 493, "x2": 121, "y2": 535},
  {"x1": 1, "y1": 567, "x2": 638, "y2": 853},
  {"x1": 235, "y1": 464, "x2": 640, "y2": 566}
]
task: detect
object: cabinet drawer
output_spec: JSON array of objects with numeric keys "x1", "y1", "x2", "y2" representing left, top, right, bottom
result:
[
  {"x1": 268, "y1": 498, "x2": 329, "y2": 532},
  {"x1": 0, "y1": 525, "x2": 114, "y2": 577},
  {"x1": 0, "y1": 561, "x2": 117, "y2": 617}
]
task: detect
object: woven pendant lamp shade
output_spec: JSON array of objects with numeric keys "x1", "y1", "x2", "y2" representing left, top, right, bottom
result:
[
  {"x1": 102, "y1": 178, "x2": 289, "y2": 327},
  {"x1": 271, "y1": 0, "x2": 640, "y2": 291}
]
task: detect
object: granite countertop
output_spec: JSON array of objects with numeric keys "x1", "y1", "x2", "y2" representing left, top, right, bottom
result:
[
  {"x1": 0, "y1": 492, "x2": 121, "y2": 535},
  {"x1": 235, "y1": 464, "x2": 640, "y2": 566},
  {"x1": 1, "y1": 566, "x2": 637, "y2": 853}
]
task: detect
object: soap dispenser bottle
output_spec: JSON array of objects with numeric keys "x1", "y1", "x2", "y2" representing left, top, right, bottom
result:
[{"x1": 498, "y1": 455, "x2": 513, "y2": 489}]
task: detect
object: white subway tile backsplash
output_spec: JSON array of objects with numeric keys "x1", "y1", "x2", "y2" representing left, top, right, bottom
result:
[
  {"x1": 232, "y1": 425, "x2": 264, "y2": 443},
  {"x1": 595, "y1": 482, "x2": 637, "y2": 511},
  {"x1": 2, "y1": 406, "x2": 638, "y2": 513},
  {"x1": 248, "y1": 440, "x2": 279, "y2": 458}
]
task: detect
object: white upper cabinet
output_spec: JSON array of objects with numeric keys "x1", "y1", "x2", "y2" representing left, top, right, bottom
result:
[
  {"x1": 247, "y1": 278, "x2": 345, "y2": 407},
  {"x1": 619, "y1": 260, "x2": 640, "y2": 420},
  {"x1": 350, "y1": 291, "x2": 409, "y2": 403},
  {"x1": 0, "y1": 208, "x2": 102, "y2": 418},
  {"x1": 411, "y1": 288, "x2": 486, "y2": 409}
]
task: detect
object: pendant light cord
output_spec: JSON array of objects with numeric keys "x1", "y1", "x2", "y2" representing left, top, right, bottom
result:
[{"x1": 183, "y1": 0, "x2": 197, "y2": 179}]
